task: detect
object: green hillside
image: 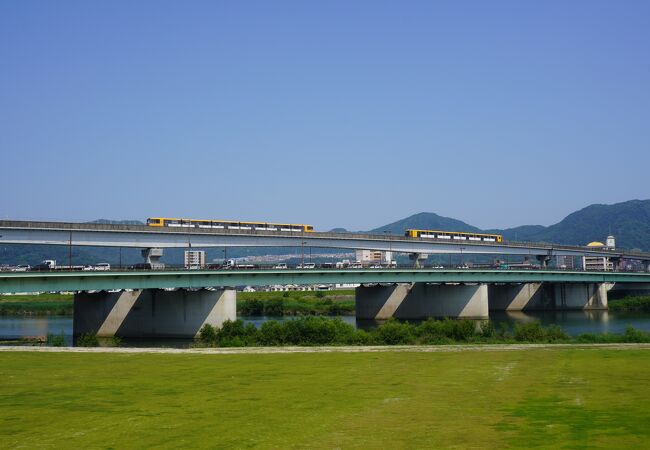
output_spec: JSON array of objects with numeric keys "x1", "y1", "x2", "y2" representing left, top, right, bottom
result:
[{"x1": 497, "y1": 200, "x2": 650, "y2": 250}]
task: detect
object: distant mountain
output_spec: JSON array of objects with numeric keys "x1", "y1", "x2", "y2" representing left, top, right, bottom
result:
[
  {"x1": 370, "y1": 212, "x2": 481, "y2": 235},
  {"x1": 497, "y1": 200, "x2": 650, "y2": 250}
]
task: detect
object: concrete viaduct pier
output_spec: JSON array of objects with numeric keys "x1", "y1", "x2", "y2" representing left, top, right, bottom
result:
[
  {"x1": 356, "y1": 282, "x2": 610, "y2": 320},
  {"x1": 73, "y1": 289, "x2": 236, "y2": 338}
]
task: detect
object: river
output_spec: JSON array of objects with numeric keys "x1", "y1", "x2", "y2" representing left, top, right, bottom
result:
[{"x1": 1, "y1": 311, "x2": 650, "y2": 347}]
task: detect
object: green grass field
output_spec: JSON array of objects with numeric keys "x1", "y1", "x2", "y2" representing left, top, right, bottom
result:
[{"x1": 1, "y1": 348, "x2": 649, "y2": 448}]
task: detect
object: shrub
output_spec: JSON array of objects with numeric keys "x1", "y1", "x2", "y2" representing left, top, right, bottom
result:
[
  {"x1": 259, "y1": 320, "x2": 286, "y2": 345},
  {"x1": 282, "y1": 317, "x2": 331, "y2": 345},
  {"x1": 264, "y1": 299, "x2": 285, "y2": 316},
  {"x1": 77, "y1": 332, "x2": 99, "y2": 347},
  {"x1": 513, "y1": 322, "x2": 569, "y2": 342},
  {"x1": 198, "y1": 324, "x2": 218, "y2": 344},
  {"x1": 374, "y1": 319, "x2": 415, "y2": 345},
  {"x1": 513, "y1": 322, "x2": 547, "y2": 342},
  {"x1": 315, "y1": 291, "x2": 325, "y2": 298},
  {"x1": 326, "y1": 303, "x2": 345, "y2": 316},
  {"x1": 479, "y1": 320, "x2": 496, "y2": 339},
  {"x1": 575, "y1": 333, "x2": 617, "y2": 343},
  {"x1": 544, "y1": 325, "x2": 570, "y2": 342},
  {"x1": 349, "y1": 329, "x2": 373, "y2": 345},
  {"x1": 623, "y1": 326, "x2": 650, "y2": 343},
  {"x1": 239, "y1": 299, "x2": 264, "y2": 316},
  {"x1": 47, "y1": 332, "x2": 65, "y2": 347},
  {"x1": 497, "y1": 322, "x2": 510, "y2": 339},
  {"x1": 415, "y1": 318, "x2": 477, "y2": 343},
  {"x1": 218, "y1": 320, "x2": 259, "y2": 346}
]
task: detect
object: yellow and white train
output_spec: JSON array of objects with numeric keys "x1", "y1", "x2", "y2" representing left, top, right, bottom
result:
[
  {"x1": 405, "y1": 229, "x2": 503, "y2": 243},
  {"x1": 147, "y1": 217, "x2": 314, "y2": 233}
]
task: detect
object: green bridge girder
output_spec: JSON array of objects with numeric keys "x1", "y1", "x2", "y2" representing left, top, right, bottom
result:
[{"x1": 1, "y1": 269, "x2": 650, "y2": 294}]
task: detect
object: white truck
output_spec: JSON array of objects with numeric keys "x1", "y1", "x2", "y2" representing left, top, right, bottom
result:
[{"x1": 32, "y1": 260, "x2": 109, "y2": 271}]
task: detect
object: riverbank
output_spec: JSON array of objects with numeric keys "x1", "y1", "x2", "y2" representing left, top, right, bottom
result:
[
  {"x1": 238, "y1": 290, "x2": 355, "y2": 316},
  {"x1": 1, "y1": 347, "x2": 649, "y2": 448},
  {"x1": 0, "y1": 293, "x2": 73, "y2": 315},
  {"x1": 609, "y1": 295, "x2": 650, "y2": 311}
]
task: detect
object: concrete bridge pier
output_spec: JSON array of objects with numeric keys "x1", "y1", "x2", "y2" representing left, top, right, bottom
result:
[
  {"x1": 355, "y1": 283, "x2": 489, "y2": 320},
  {"x1": 142, "y1": 248, "x2": 164, "y2": 268},
  {"x1": 73, "y1": 288, "x2": 236, "y2": 338},
  {"x1": 552, "y1": 283, "x2": 610, "y2": 310},
  {"x1": 490, "y1": 282, "x2": 610, "y2": 311},
  {"x1": 409, "y1": 253, "x2": 428, "y2": 268},
  {"x1": 488, "y1": 283, "x2": 549, "y2": 311},
  {"x1": 536, "y1": 255, "x2": 552, "y2": 268}
]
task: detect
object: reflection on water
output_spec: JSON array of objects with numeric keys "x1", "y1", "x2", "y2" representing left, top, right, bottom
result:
[{"x1": 2, "y1": 311, "x2": 650, "y2": 347}]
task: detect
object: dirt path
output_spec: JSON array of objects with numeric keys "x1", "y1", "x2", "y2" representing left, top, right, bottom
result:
[{"x1": 1, "y1": 343, "x2": 650, "y2": 355}]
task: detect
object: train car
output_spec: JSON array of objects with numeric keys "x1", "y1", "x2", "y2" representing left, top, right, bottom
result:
[
  {"x1": 147, "y1": 217, "x2": 314, "y2": 233},
  {"x1": 405, "y1": 229, "x2": 502, "y2": 243}
]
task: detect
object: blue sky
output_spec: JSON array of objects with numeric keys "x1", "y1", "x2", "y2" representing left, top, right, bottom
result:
[{"x1": 1, "y1": 1, "x2": 649, "y2": 231}]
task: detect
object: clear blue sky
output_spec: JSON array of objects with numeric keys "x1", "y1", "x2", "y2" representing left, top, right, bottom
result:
[{"x1": 1, "y1": 1, "x2": 649, "y2": 231}]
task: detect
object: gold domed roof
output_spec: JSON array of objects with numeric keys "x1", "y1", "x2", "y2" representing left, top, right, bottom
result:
[{"x1": 587, "y1": 241, "x2": 605, "y2": 247}]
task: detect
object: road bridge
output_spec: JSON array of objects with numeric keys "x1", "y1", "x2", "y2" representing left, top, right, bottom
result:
[{"x1": 2, "y1": 268, "x2": 650, "y2": 339}]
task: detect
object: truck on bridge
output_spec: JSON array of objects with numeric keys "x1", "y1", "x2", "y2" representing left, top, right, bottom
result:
[{"x1": 30, "y1": 260, "x2": 111, "y2": 272}]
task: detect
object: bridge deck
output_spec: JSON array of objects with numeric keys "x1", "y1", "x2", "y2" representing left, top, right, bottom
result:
[{"x1": 2, "y1": 269, "x2": 650, "y2": 294}]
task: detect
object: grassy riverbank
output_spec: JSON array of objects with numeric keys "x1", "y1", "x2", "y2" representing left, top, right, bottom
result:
[
  {"x1": 1, "y1": 348, "x2": 649, "y2": 448},
  {"x1": 238, "y1": 290, "x2": 355, "y2": 316},
  {"x1": 609, "y1": 295, "x2": 650, "y2": 312},
  {"x1": 0, "y1": 294, "x2": 73, "y2": 315}
]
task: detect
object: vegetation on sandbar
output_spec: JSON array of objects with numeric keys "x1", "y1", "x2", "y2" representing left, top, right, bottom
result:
[{"x1": 609, "y1": 295, "x2": 650, "y2": 312}]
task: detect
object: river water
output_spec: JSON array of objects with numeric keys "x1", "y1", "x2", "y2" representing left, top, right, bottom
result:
[{"x1": 1, "y1": 311, "x2": 650, "y2": 347}]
